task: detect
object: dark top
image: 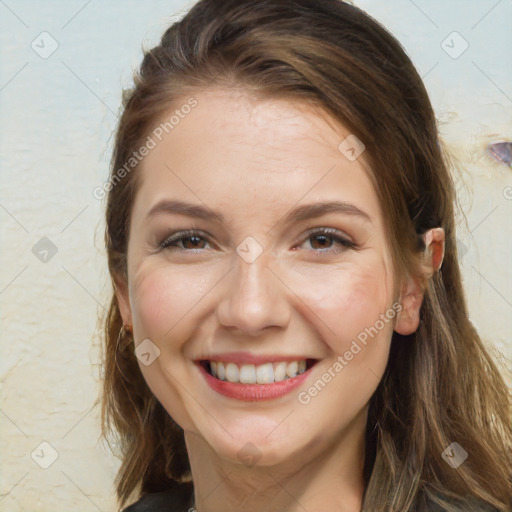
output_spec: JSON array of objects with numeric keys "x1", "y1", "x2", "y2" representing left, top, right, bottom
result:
[
  {"x1": 122, "y1": 481, "x2": 194, "y2": 512},
  {"x1": 121, "y1": 480, "x2": 501, "y2": 512}
]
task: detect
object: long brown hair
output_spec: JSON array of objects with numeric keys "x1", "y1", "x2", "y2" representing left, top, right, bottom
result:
[{"x1": 97, "y1": 1, "x2": 512, "y2": 510}]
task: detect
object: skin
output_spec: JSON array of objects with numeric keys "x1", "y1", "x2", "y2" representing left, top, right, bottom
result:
[{"x1": 115, "y1": 87, "x2": 445, "y2": 512}]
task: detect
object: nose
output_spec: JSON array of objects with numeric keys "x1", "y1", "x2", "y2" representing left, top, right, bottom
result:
[{"x1": 215, "y1": 248, "x2": 291, "y2": 337}]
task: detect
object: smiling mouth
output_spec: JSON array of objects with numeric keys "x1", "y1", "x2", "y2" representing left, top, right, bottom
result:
[{"x1": 199, "y1": 359, "x2": 318, "y2": 384}]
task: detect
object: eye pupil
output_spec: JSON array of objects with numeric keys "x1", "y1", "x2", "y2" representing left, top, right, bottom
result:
[
  {"x1": 311, "y1": 234, "x2": 332, "y2": 249},
  {"x1": 184, "y1": 235, "x2": 204, "y2": 249}
]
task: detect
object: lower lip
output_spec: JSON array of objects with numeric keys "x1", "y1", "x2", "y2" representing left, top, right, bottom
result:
[{"x1": 197, "y1": 363, "x2": 313, "y2": 401}]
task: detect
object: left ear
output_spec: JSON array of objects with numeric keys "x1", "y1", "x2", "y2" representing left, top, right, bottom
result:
[{"x1": 394, "y1": 227, "x2": 445, "y2": 335}]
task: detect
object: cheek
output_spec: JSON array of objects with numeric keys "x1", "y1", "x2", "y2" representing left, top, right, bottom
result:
[
  {"x1": 128, "y1": 265, "x2": 214, "y2": 432},
  {"x1": 294, "y1": 264, "x2": 395, "y2": 419},
  {"x1": 130, "y1": 263, "x2": 212, "y2": 343},
  {"x1": 295, "y1": 262, "x2": 393, "y2": 355}
]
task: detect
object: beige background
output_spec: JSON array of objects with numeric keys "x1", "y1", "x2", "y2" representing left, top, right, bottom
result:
[{"x1": 0, "y1": 0, "x2": 510, "y2": 510}]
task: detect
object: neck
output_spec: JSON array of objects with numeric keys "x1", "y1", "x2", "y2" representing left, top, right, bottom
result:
[{"x1": 185, "y1": 408, "x2": 367, "y2": 512}]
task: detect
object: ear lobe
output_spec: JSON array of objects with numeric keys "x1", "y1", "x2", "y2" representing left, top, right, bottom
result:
[
  {"x1": 394, "y1": 274, "x2": 424, "y2": 335},
  {"x1": 113, "y1": 273, "x2": 132, "y2": 330},
  {"x1": 394, "y1": 227, "x2": 445, "y2": 336}
]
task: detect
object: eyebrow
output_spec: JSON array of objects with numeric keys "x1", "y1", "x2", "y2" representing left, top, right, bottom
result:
[{"x1": 146, "y1": 199, "x2": 372, "y2": 226}]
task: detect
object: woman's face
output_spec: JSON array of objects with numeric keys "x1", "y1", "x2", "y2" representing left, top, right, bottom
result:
[{"x1": 116, "y1": 87, "x2": 408, "y2": 468}]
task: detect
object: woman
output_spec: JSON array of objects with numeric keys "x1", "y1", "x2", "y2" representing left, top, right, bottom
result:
[{"x1": 98, "y1": 0, "x2": 512, "y2": 511}]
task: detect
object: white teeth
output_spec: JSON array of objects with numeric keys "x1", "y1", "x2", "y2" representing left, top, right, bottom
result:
[
  {"x1": 273, "y1": 361, "x2": 287, "y2": 382},
  {"x1": 207, "y1": 359, "x2": 310, "y2": 384},
  {"x1": 286, "y1": 361, "x2": 299, "y2": 378},
  {"x1": 239, "y1": 364, "x2": 256, "y2": 384},
  {"x1": 225, "y1": 363, "x2": 239, "y2": 382},
  {"x1": 256, "y1": 363, "x2": 274, "y2": 384},
  {"x1": 217, "y1": 362, "x2": 226, "y2": 380}
]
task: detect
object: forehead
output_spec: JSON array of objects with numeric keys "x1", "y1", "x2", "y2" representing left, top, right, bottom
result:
[
  {"x1": 162, "y1": 87, "x2": 356, "y2": 164},
  {"x1": 132, "y1": 87, "x2": 383, "y2": 229}
]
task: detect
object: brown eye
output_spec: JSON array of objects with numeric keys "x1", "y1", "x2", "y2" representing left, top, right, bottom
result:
[
  {"x1": 309, "y1": 233, "x2": 335, "y2": 250},
  {"x1": 298, "y1": 228, "x2": 356, "y2": 255},
  {"x1": 160, "y1": 230, "x2": 211, "y2": 251}
]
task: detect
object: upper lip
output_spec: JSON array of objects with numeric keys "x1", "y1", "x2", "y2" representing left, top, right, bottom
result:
[{"x1": 195, "y1": 351, "x2": 317, "y2": 365}]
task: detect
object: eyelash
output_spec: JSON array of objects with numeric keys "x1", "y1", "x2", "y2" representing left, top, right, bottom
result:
[{"x1": 159, "y1": 228, "x2": 357, "y2": 255}]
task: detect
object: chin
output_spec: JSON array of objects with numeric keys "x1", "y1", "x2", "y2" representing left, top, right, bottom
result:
[{"x1": 196, "y1": 414, "x2": 315, "y2": 468}]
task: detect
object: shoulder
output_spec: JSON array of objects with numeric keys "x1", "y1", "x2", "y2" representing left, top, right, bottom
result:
[{"x1": 121, "y1": 481, "x2": 194, "y2": 512}]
